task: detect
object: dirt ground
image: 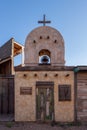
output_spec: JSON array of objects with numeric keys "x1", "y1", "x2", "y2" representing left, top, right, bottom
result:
[{"x1": 0, "y1": 122, "x2": 87, "y2": 130}]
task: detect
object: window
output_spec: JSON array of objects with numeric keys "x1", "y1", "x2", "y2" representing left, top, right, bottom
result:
[{"x1": 58, "y1": 85, "x2": 71, "y2": 101}]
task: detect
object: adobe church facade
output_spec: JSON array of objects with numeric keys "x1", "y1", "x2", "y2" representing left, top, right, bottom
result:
[
  {"x1": 0, "y1": 16, "x2": 87, "y2": 122},
  {"x1": 15, "y1": 19, "x2": 75, "y2": 122}
]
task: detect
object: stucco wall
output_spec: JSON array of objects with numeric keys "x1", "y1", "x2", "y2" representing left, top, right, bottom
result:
[
  {"x1": 24, "y1": 26, "x2": 65, "y2": 66},
  {"x1": 15, "y1": 71, "x2": 74, "y2": 122}
]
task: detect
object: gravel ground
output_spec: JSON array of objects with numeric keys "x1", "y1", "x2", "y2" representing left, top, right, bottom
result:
[{"x1": 0, "y1": 122, "x2": 87, "y2": 130}]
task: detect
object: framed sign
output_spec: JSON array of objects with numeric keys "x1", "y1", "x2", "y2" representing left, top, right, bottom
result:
[{"x1": 20, "y1": 87, "x2": 32, "y2": 95}]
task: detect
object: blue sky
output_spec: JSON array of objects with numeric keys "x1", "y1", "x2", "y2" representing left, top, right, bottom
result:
[{"x1": 0, "y1": 0, "x2": 87, "y2": 66}]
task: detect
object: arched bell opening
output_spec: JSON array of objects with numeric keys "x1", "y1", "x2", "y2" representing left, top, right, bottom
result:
[{"x1": 39, "y1": 49, "x2": 51, "y2": 64}]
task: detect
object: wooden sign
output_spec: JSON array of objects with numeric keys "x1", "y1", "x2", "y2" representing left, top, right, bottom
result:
[{"x1": 20, "y1": 87, "x2": 32, "y2": 95}]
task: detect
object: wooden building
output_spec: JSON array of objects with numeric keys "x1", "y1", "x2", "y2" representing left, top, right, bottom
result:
[
  {"x1": 74, "y1": 66, "x2": 87, "y2": 122},
  {"x1": 0, "y1": 38, "x2": 24, "y2": 117},
  {"x1": 0, "y1": 38, "x2": 24, "y2": 75}
]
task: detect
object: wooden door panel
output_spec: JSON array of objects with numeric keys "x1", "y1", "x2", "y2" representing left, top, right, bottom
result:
[{"x1": 36, "y1": 87, "x2": 54, "y2": 121}]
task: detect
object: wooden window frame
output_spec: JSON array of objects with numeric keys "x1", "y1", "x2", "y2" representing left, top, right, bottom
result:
[{"x1": 58, "y1": 85, "x2": 71, "y2": 101}]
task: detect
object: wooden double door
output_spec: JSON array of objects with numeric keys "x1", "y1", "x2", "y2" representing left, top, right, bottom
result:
[{"x1": 36, "y1": 83, "x2": 54, "y2": 121}]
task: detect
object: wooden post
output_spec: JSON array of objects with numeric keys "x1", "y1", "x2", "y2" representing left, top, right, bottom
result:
[{"x1": 22, "y1": 47, "x2": 24, "y2": 66}]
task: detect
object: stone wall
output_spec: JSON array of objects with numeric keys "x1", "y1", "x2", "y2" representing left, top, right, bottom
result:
[{"x1": 15, "y1": 70, "x2": 74, "y2": 122}]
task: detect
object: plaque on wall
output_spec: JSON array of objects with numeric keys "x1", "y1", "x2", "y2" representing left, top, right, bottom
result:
[{"x1": 20, "y1": 87, "x2": 32, "y2": 95}]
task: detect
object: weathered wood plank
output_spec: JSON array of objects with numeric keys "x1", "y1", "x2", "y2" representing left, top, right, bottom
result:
[
  {"x1": 0, "y1": 76, "x2": 14, "y2": 115},
  {"x1": 77, "y1": 72, "x2": 87, "y2": 121}
]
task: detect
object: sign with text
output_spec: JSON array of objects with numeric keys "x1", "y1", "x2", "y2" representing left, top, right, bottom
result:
[{"x1": 20, "y1": 87, "x2": 32, "y2": 95}]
